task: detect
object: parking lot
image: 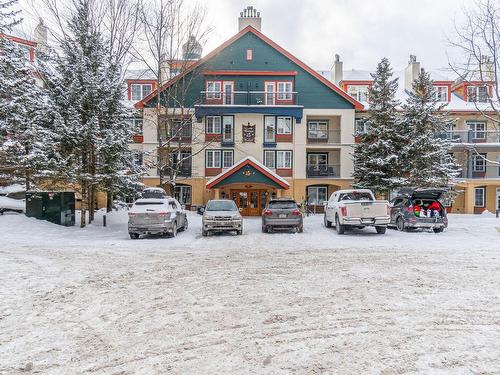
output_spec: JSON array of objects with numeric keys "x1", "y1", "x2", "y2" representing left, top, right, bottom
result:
[{"x1": 1, "y1": 211, "x2": 500, "y2": 374}]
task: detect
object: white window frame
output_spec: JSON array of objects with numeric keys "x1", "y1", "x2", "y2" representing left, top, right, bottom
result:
[
  {"x1": 474, "y1": 187, "x2": 485, "y2": 207},
  {"x1": 276, "y1": 150, "x2": 292, "y2": 169},
  {"x1": 222, "y1": 116, "x2": 234, "y2": 143},
  {"x1": 205, "y1": 150, "x2": 221, "y2": 168},
  {"x1": 307, "y1": 120, "x2": 329, "y2": 139},
  {"x1": 354, "y1": 119, "x2": 369, "y2": 135},
  {"x1": 206, "y1": 116, "x2": 221, "y2": 134},
  {"x1": 468, "y1": 121, "x2": 486, "y2": 139},
  {"x1": 174, "y1": 185, "x2": 192, "y2": 205},
  {"x1": 435, "y1": 86, "x2": 449, "y2": 102},
  {"x1": 246, "y1": 49, "x2": 253, "y2": 60},
  {"x1": 307, "y1": 186, "x2": 328, "y2": 205},
  {"x1": 222, "y1": 150, "x2": 234, "y2": 168},
  {"x1": 130, "y1": 83, "x2": 152, "y2": 101},
  {"x1": 277, "y1": 81, "x2": 293, "y2": 101},
  {"x1": 467, "y1": 85, "x2": 489, "y2": 103},
  {"x1": 472, "y1": 154, "x2": 486, "y2": 172},
  {"x1": 264, "y1": 116, "x2": 276, "y2": 143},
  {"x1": 276, "y1": 117, "x2": 292, "y2": 135},
  {"x1": 206, "y1": 81, "x2": 222, "y2": 100},
  {"x1": 347, "y1": 85, "x2": 369, "y2": 102},
  {"x1": 264, "y1": 150, "x2": 276, "y2": 169}
]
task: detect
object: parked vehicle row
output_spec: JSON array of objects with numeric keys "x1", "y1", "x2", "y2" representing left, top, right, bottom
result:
[{"x1": 127, "y1": 188, "x2": 448, "y2": 239}]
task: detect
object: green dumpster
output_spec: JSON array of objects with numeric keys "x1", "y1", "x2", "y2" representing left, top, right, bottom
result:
[{"x1": 26, "y1": 191, "x2": 75, "y2": 226}]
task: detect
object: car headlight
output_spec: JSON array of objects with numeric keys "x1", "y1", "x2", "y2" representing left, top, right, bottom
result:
[{"x1": 204, "y1": 215, "x2": 215, "y2": 220}]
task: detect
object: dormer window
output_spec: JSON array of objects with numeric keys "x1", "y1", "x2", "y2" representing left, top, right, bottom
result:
[
  {"x1": 434, "y1": 86, "x2": 449, "y2": 102},
  {"x1": 347, "y1": 85, "x2": 369, "y2": 102},
  {"x1": 130, "y1": 83, "x2": 152, "y2": 101},
  {"x1": 467, "y1": 85, "x2": 489, "y2": 103}
]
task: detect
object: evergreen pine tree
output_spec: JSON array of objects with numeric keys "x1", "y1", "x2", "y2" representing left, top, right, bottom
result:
[
  {"x1": 352, "y1": 58, "x2": 408, "y2": 195},
  {"x1": 42, "y1": 0, "x2": 142, "y2": 223},
  {"x1": 401, "y1": 69, "x2": 459, "y2": 187},
  {"x1": 0, "y1": 0, "x2": 60, "y2": 189}
]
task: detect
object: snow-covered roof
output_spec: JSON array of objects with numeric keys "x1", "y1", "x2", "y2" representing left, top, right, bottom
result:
[
  {"x1": 124, "y1": 69, "x2": 156, "y2": 81},
  {"x1": 206, "y1": 156, "x2": 290, "y2": 188},
  {"x1": 340, "y1": 68, "x2": 497, "y2": 112},
  {"x1": 0, "y1": 184, "x2": 25, "y2": 195}
]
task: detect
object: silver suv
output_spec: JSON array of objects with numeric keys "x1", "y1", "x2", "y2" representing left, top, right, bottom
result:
[{"x1": 201, "y1": 199, "x2": 243, "y2": 236}]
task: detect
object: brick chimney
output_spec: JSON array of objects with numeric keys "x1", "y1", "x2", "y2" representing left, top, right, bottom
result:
[
  {"x1": 331, "y1": 54, "x2": 343, "y2": 85},
  {"x1": 405, "y1": 54, "x2": 420, "y2": 92},
  {"x1": 34, "y1": 18, "x2": 48, "y2": 54},
  {"x1": 238, "y1": 6, "x2": 261, "y2": 32}
]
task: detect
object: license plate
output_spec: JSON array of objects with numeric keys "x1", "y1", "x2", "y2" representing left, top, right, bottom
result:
[{"x1": 279, "y1": 214, "x2": 287, "y2": 218}]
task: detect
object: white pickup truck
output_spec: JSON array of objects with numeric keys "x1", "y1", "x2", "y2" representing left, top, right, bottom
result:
[{"x1": 323, "y1": 189, "x2": 390, "y2": 234}]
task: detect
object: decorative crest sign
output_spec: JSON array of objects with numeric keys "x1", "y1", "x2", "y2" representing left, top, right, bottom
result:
[{"x1": 242, "y1": 122, "x2": 256, "y2": 143}]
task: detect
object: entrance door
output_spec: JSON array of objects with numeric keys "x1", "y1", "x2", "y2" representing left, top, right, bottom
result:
[{"x1": 232, "y1": 189, "x2": 264, "y2": 216}]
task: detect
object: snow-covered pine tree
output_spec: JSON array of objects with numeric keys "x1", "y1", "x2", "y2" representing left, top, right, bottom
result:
[
  {"x1": 0, "y1": 0, "x2": 20, "y2": 34},
  {"x1": 401, "y1": 69, "x2": 459, "y2": 187},
  {"x1": 352, "y1": 58, "x2": 408, "y2": 195},
  {"x1": 42, "y1": 0, "x2": 142, "y2": 225},
  {"x1": 0, "y1": 1, "x2": 60, "y2": 189}
]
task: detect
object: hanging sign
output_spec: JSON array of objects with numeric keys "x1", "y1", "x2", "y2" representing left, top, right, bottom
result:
[{"x1": 242, "y1": 123, "x2": 256, "y2": 143}]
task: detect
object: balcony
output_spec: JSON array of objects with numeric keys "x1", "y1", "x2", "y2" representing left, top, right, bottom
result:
[
  {"x1": 306, "y1": 164, "x2": 340, "y2": 178},
  {"x1": 438, "y1": 130, "x2": 500, "y2": 144},
  {"x1": 159, "y1": 163, "x2": 192, "y2": 177},
  {"x1": 307, "y1": 129, "x2": 341, "y2": 144},
  {"x1": 199, "y1": 91, "x2": 298, "y2": 106}
]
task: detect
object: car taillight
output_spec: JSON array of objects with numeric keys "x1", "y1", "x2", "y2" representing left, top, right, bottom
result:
[
  {"x1": 128, "y1": 212, "x2": 136, "y2": 217},
  {"x1": 387, "y1": 205, "x2": 391, "y2": 215},
  {"x1": 404, "y1": 205, "x2": 414, "y2": 213},
  {"x1": 291, "y1": 209, "x2": 301, "y2": 216},
  {"x1": 341, "y1": 206, "x2": 347, "y2": 217},
  {"x1": 263, "y1": 209, "x2": 273, "y2": 216},
  {"x1": 158, "y1": 212, "x2": 171, "y2": 218}
]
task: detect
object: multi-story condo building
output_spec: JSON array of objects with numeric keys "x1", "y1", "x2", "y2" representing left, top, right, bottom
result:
[
  {"x1": 132, "y1": 6, "x2": 363, "y2": 215},
  {"x1": 330, "y1": 55, "x2": 500, "y2": 214},
  {"x1": 130, "y1": 7, "x2": 499, "y2": 215}
]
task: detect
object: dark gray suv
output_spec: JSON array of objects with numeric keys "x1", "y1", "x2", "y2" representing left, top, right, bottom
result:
[
  {"x1": 262, "y1": 199, "x2": 303, "y2": 233},
  {"x1": 390, "y1": 189, "x2": 448, "y2": 233}
]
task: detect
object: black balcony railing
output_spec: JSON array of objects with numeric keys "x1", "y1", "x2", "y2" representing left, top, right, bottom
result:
[
  {"x1": 200, "y1": 91, "x2": 298, "y2": 106},
  {"x1": 159, "y1": 162, "x2": 192, "y2": 177},
  {"x1": 306, "y1": 129, "x2": 341, "y2": 144},
  {"x1": 306, "y1": 164, "x2": 340, "y2": 178}
]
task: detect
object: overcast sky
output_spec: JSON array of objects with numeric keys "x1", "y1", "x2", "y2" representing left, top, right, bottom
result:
[{"x1": 17, "y1": 0, "x2": 470, "y2": 72}]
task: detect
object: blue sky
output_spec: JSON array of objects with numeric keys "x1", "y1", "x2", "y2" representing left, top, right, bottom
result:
[{"x1": 18, "y1": 0, "x2": 470, "y2": 72}]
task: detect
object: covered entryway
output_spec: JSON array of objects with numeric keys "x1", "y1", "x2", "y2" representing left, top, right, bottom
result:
[{"x1": 206, "y1": 157, "x2": 290, "y2": 216}]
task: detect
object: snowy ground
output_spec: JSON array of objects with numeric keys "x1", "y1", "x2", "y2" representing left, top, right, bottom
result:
[{"x1": 1, "y1": 210, "x2": 500, "y2": 374}]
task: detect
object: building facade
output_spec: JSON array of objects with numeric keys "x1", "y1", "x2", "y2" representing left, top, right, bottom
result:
[{"x1": 129, "y1": 7, "x2": 499, "y2": 215}]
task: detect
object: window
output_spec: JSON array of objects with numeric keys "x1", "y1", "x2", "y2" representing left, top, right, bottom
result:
[
  {"x1": 435, "y1": 86, "x2": 449, "y2": 102},
  {"x1": 468, "y1": 121, "x2": 486, "y2": 139},
  {"x1": 222, "y1": 116, "x2": 234, "y2": 143},
  {"x1": 277, "y1": 117, "x2": 292, "y2": 134},
  {"x1": 264, "y1": 116, "x2": 276, "y2": 143},
  {"x1": 276, "y1": 150, "x2": 292, "y2": 169},
  {"x1": 472, "y1": 154, "x2": 486, "y2": 172},
  {"x1": 246, "y1": 49, "x2": 253, "y2": 60},
  {"x1": 130, "y1": 84, "x2": 152, "y2": 101},
  {"x1": 205, "y1": 150, "x2": 233, "y2": 168},
  {"x1": 474, "y1": 187, "x2": 485, "y2": 207},
  {"x1": 467, "y1": 85, "x2": 488, "y2": 102},
  {"x1": 277, "y1": 81, "x2": 293, "y2": 101},
  {"x1": 347, "y1": 85, "x2": 369, "y2": 102},
  {"x1": 307, "y1": 186, "x2": 328, "y2": 205},
  {"x1": 265, "y1": 82, "x2": 275, "y2": 105},
  {"x1": 205, "y1": 150, "x2": 221, "y2": 168},
  {"x1": 174, "y1": 185, "x2": 192, "y2": 205},
  {"x1": 307, "y1": 153, "x2": 328, "y2": 166},
  {"x1": 354, "y1": 119, "x2": 369, "y2": 135},
  {"x1": 206, "y1": 81, "x2": 222, "y2": 99},
  {"x1": 133, "y1": 151, "x2": 143, "y2": 166},
  {"x1": 206, "y1": 116, "x2": 221, "y2": 134},
  {"x1": 222, "y1": 150, "x2": 233, "y2": 168},
  {"x1": 307, "y1": 120, "x2": 328, "y2": 139},
  {"x1": 128, "y1": 118, "x2": 143, "y2": 133},
  {"x1": 264, "y1": 150, "x2": 276, "y2": 169}
]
